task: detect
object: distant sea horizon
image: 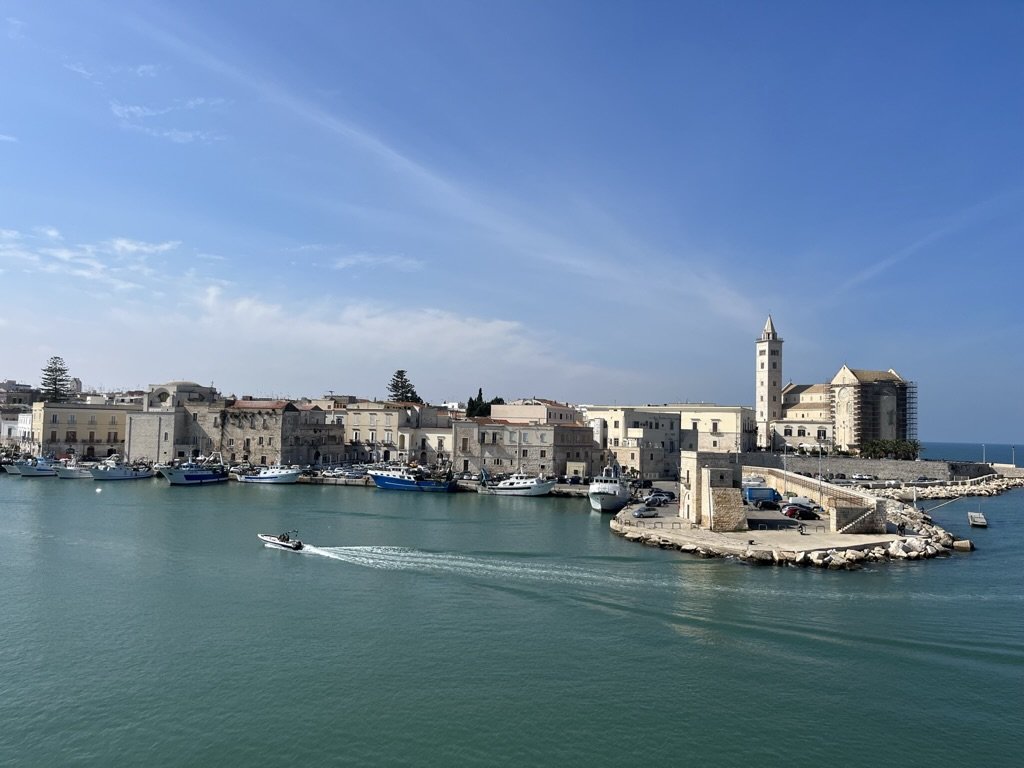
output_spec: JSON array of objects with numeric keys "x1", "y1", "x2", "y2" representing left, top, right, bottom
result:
[{"x1": 920, "y1": 440, "x2": 1020, "y2": 467}]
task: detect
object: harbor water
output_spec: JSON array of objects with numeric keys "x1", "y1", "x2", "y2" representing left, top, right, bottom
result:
[{"x1": 1, "y1": 476, "x2": 1021, "y2": 766}]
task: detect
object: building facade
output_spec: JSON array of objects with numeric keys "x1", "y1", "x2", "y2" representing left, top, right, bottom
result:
[
  {"x1": 452, "y1": 419, "x2": 596, "y2": 478},
  {"x1": 754, "y1": 316, "x2": 783, "y2": 449},
  {"x1": 26, "y1": 401, "x2": 141, "y2": 458}
]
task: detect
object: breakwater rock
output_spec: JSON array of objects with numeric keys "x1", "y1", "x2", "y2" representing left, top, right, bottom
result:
[{"x1": 873, "y1": 476, "x2": 1024, "y2": 502}]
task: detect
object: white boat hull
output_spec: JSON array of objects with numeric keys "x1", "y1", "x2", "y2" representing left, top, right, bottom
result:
[
  {"x1": 257, "y1": 533, "x2": 303, "y2": 550},
  {"x1": 54, "y1": 466, "x2": 94, "y2": 479},
  {"x1": 90, "y1": 466, "x2": 156, "y2": 480},
  {"x1": 478, "y1": 479, "x2": 557, "y2": 496},
  {"x1": 237, "y1": 468, "x2": 301, "y2": 484},
  {"x1": 588, "y1": 489, "x2": 631, "y2": 513}
]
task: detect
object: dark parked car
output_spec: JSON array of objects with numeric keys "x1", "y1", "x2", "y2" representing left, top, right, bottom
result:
[
  {"x1": 755, "y1": 500, "x2": 780, "y2": 510},
  {"x1": 567, "y1": 476, "x2": 582, "y2": 485},
  {"x1": 782, "y1": 505, "x2": 821, "y2": 520}
]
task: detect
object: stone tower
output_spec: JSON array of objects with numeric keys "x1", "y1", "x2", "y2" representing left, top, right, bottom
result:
[{"x1": 755, "y1": 316, "x2": 783, "y2": 449}]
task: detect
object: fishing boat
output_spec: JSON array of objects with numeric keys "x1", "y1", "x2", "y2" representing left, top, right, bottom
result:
[
  {"x1": 366, "y1": 465, "x2": 458, "y2": 492},
  {"x1": 967, "y1": 512, "x2": 988, "y2": 528},
  {"x1": 54, "y1": 459, "x2": 95, "y2": 479},
  {"x1": 161, "y1": 453, "x2": 230, "y2": 486},
  {"x1": 477, "y1": 468, "x2": 556, "y2": 496},
  {"x1": 236, "y1": 465, "x2": 302, "y2": 484},
  {"x1": 257, "y1": 531, "x2": 303, "y2": 551},
  {"x1": 90, "y1": 455, "x2": 156, "y2": 481},
  {"x1": 587, "y1": 459, "x2": 632, "y2": 513},
  {"x1": 15, "y1": 456, "x2": 60, "y2": 477}
]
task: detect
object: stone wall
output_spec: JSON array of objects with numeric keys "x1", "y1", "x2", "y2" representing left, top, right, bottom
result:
[
  {"x1": 740, "y1": 452, "x2": 995, "y2": 482},
  {"x1": 708, "y1": 487, "x2": 748, "y2": 532},
  {"x1": 832, "y1": 500, "x2": 887, "y2": 534}
]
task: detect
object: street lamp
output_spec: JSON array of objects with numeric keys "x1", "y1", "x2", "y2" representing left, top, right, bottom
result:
[{"x1": 982, "y1": 443, "x2": 986, "y2": 463}]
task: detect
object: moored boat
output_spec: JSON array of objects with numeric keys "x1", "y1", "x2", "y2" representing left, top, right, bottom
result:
[
  {"x1": 161, "y1": 453, "x2": 230, "y2": 486},
  {"x1": 366, "y1": 465, "x2": 458, "y2": 492},
  {"x1": 15, "y1": 456, "x2": 60, "y2": 477},
  {"x1": 587, "y1": 460, "x2": 632, "y2": 512},
  {"x1": 967, "y1": 512, "x2": 988, "y2": 527},
  {"x1": 236, "y1": 465, "x2": 302, "y2": 484},
  {"x1": 477, "y1": 469, "x2": 556, "y2": 496},
  {"x1": 90, "y1": 454, "x2": 156, "y2": 481},
  {"x1": 54, "y1": 459, "x2": 96, "y2": 479},
  {"x1": 257, "y1": 531, "x2": 303, "y2": 551}
]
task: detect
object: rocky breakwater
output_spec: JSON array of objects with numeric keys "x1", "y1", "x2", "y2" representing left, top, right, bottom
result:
[
  {"x1": 610, "y1": 500, "x2": 972, "y2": 570},
  {"x1": 876, "y1": 476, "x2": 1024, "y2": 502}
]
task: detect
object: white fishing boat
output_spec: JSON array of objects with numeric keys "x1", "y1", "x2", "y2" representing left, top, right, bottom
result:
[
  {"x1": 236, "y1": 465, "x2": 302, "y2": 484},
  {"x1": 257, "y1": 531, "x2": 303, "y2": 551},
  {"x1": 15, "y1": 456, "x2": 60, "y2": 477},
  {"x1": 161, "y1": 453, "x2": 230, "y2": 486},
  {"x1": 477, "y1": 469, "x2": 556, "y2": 496},
  {"x1": 967, "y1": 512, "x2": 988, "y2": 528},
  {"x1": 588, "y1": 460, "x2": 632, "y2": 513},
  {"x1": 54, "y1": 459, "x2": 95, "y2": 479},
  {"x1": 90, "y1": 454, "x2": 156, "y2": 481}
]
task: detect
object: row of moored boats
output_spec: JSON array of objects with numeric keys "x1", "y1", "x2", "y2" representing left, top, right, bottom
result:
[{"x1": 2, "y1": 451, "x2": 638, "y2": 509}]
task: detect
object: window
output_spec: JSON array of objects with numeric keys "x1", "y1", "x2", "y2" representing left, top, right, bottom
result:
[
  {"x1": 760, "y1": 362, "x2": 765, "y2": 369},
  {"x1": 491, "y1": 433, "x2": 498, "y2": 444},
  {"x1": 522, "y1": 450, "x2": 528, "y2": 458},
  {"x1": 353, "y1": 431, "x2": 360, "y2": 442},
  {"x1": 89, "y1": 416, "x2": 96, "y2": 425},
  {"x1": 258, "y1": 436, "x2": 264, "y2": 446},
  {"x1": 784, "y1": 427, "x2": 793, "y2": 437},
  {"x1": 691, "y1": 421, "x2": 698, "y2": 431},
  {"x1": 51, "y1": 414, "x2": 59, "y2": 424},
  {"x1": 110, "y1": 416, "x2": 117, "y2": 425},
  {"x1": 163, "y1": 432, "x2": 169, "y2": 442},
  {"x1": 461, "y1": 437, "x2": 468, "y2": 451},
  {"x1": 438, "y1": 438, "x2": 444, "y2": 452},
  {"x1": 540, "y1": 450, "x2": 546, "y2": 458},
  {"x1": 797, "y1": 428, "x2": 806, "y2": 437},
  {"x1": 68, "y1": 414, "x2": 76, "y2": 425},
  {"x1": 613, "y1": 420, "x2": 619, "y2": 428},
  {"x1": 66, "y1": 431, "x2": 76, "y2": 442},
  {"x1": 369, "y1": 431, "x2": 376, "y2": 443},
  {"x1": 228, "y1": 438, "x2": 235, "y2": 447},
  {"x1": 192, "y1": 413, "x2": 198, "y2": 422},
  {"x1": 50, "y1": 430, "x2": 57, "y2": 441},
  {"x1": 771, "y1": 362, "x2": 777, "y2": 369}
]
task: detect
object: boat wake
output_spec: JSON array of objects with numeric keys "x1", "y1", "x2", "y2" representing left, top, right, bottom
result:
[{"x1": 301, "y1": 545, "x2": 679, "y2": 589}]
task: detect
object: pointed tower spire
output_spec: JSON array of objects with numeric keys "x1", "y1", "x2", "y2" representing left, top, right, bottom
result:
[{"x1": 760, "y1": 315, "x2": 778, "y2": 342}]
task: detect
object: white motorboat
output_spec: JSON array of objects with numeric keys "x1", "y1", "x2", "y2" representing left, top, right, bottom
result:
[
  {"x1": 90, "y1": 455, "x2": 156, "y2": 481},
  {"x1": 258, "y1": 531, "x2": 303, "y2": 551},
  {"x1": 161, "y1": 453, "x2": 229, "y2": 486},
  {"x1": 477, "y1": 469, "x2": 556, "y2": 496},
  {"x1": 237, "y1": 465, "x2": 302, "y2": 484},
  {"x1": 588, "y1": 460, "x2": 632, "y2": 513},
  {"x1": 15, "y1": 456, "x2": 60, "y2": 477},
  {"x1": 2, "y1": 461, "x2": 23, "y2": 475},
  {"x1": 967, "y1": 512, "x2": 988, "y2": 528}
]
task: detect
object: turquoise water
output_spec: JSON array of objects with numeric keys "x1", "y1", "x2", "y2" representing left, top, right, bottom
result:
[{"x1": 1, "y1": 476, "x2": 1021, "y2": 766}]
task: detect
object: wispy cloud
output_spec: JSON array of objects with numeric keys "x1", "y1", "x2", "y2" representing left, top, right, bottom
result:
[
  {"x1": 34, "y1": 226, "x2": 62, "y2": 240},
  {"x1": 0, "y1": 134, "x2": 17, "y2": 143},
  {"x1": 109, "y1": 96, "x2": 227, "y2": 144},
  {"x1": 106, "y1": 237, "x2": 180, "y2": 254},
  {"x1": 332, "y1": 253, "x2": 423, "y2": 272},
  {"x1": 64, "y1": 62, "x2": 97, "y2": 81},
  {"x1": 110, "y1": 101, "x2": 172, "y2": 120},
  {"x1": 6, "y1": 16, "x2": 25, "y2": 40}
]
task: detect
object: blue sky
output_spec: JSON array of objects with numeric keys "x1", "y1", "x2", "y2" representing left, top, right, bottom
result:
[{"x1": 1, "y1": 1, "x2": 1021, "y2": 442}]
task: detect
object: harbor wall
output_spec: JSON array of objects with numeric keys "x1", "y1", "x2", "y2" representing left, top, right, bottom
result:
[{"x1": 739, "y1": 453, "x2": 995, "y2": 482}]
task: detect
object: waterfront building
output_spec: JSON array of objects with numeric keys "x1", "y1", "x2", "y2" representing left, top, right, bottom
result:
[
  {"x1": 776, "y1": 383, "x2": 833, "y2": 450},
  {"x1": 339, "y1": 400, "x2": 455, "y2": 466},
  {"x1": 452, "y1": 418, "x2": 596, "y2": 478},
  {"x1": 1, "y1": 407, "x2": 25, "y2": 447},
  {"x1": 0, "y1": 379, "x2": 40, "y2": 407},
  {"x1": 490, "y1": 397, "x2": 582, "y2": 425},
  {"x1": 583, "y1": 405, "x2": 691, "y2": 480},
  {"x1": 25, "y1": 400, "x2": 141, "y2": 458},
  {"x1": 754, "y1": 316, "x2": 783, "y2": 449},
  {"x1": 830, "y1": 366, "x2": 917, "y2": 452}
]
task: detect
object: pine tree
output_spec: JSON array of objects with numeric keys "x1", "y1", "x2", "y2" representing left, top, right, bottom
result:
[
  {"x1": 40, "y1": 356, "x2": 71, "y2": 402},
  {"x1": 387, "y1": 370, "x2": 422, "y2": 403}
]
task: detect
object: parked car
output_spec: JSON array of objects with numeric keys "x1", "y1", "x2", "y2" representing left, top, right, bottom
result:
[
  {"x1": 755, "y1": 500, "x2": 780, "y2": 510},
  {"x1": 782, "y1": 505, "x2": 821, "y2": 520},
  {"x1": 643, "y1": 495, "x2": 665, "y2": 507},
  {"x1": 567, "y1": 476, "x2": 582, "y2": 485},
  {"x1": 632, "y1": 507, "x2": 660, "y2": 518}
]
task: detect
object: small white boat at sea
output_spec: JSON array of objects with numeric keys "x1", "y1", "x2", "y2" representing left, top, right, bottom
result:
[
  {"x1": 257, "y1": 531, "x2": 303, "y2": 551},
  {"x1": 236, "y1": 465, "x2": 301, "y2": 484},
  {"x1": 477, "y1": 469, "x2": 556, "y2": 496},
  {"x1": 16, "y1": 456, "x2": 60, "y2": 477},
  {"x1": 588, "y1": 460, "x2": 632, "y2": 513},
  {"x1": 90, "y1": 455, "x2": 156, "y2": 481},
  {"x1": 967, "y1": 512, "x2": 988, "y2": 528}
]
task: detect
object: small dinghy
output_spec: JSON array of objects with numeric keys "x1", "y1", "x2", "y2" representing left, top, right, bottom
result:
[{"x1": 257, "y1": 531, "x2": 304, "y2": 551}]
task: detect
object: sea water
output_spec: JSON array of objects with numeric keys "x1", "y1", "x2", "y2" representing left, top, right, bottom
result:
[{"x1": 1, "y1": 476, "x2": 1021, "y2": 766}]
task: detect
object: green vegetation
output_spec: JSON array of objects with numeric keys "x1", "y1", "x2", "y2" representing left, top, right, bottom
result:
[
  {"x1": 386, "y1": 370, "x2": 423, "y2": 404},
  {"x1": 859, "y1": 439, "x2": 921, "y2": 460},
  {"x1": 465, "y1": 388, "x2": 504, "y2": 418},
  {"x1": 40, "y1": 356, "x2": 72, "y2": 402}
]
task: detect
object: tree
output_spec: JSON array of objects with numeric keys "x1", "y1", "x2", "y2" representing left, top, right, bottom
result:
[
  {"x1": 40, "y1": 356, "x2": 71, "y2": 402},
  {"x1": 387, "y1": 370, "x2": 422, "y2": 403},
  {"x1": 465, "y1": 388, "x2": 504, "y2": 418}
]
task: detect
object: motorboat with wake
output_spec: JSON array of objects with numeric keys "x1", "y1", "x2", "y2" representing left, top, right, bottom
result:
[{"x1": 257, "y1": 531, "x2": 304, "y2": 551}]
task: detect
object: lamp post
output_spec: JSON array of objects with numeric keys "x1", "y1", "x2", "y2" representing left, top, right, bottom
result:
[
  {"x1": 982, "y1": 443, "x2": 986, "y2": 463},
  {"x1": 783, "y1": 441, "x2": 788, "y2": 495},
  {"x1": 1013, "y1": 445, "x2": 1017, "y2": 467}
]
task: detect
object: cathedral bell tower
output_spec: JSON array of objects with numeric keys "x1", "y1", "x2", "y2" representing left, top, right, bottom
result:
[{"x1": 755, "y1": 316, "x2": 783, "y2": 449}]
